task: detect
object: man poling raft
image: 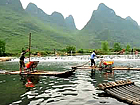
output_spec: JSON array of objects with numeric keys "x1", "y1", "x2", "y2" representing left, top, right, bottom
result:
[
  {"x1": 19, "y1": 49, "x2": 39, "y2": 73},
  {"x1": 19, "y1": 33, "x2": 39, "y2": 73},
  {"x1": 19, "y1": 49, "x2": 29, "y2": 73},
  {"x1": 90, "y1": 50, "x2": 96, "y2": 67},
  {"x1": 71, "y1": 58, "x2": 114, "y2": 72}
]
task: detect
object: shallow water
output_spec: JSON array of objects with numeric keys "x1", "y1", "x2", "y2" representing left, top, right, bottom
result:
[{"x1": 0, "y1": 57, "x2": 140, "y2": 105}]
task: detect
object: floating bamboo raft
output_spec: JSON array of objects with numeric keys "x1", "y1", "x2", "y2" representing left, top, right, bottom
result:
[
  {"x1": 71, "y1": 66, "x2": 99, "y2": 70},
  {"x1": 112, "y1": 67, "x2": 140, "y2": 71},
  {"x1": 98, "y1": 80, "x2": 140, "y2": 105},
  {"x1": 72, "y1": 66, "x2": 140, "y2": 71},
  {"x1": 0, "y1": 69, "x2": 75, "y2": 78}
]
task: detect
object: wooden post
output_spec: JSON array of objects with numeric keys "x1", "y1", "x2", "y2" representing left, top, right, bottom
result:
[{"x1": 29, "y1": 33, "x2": 31, "y2": 62}]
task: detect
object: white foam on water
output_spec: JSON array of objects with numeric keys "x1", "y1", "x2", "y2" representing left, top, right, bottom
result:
[{"x1": 9, "y1": 55, "x2": 140, "y2": 62}]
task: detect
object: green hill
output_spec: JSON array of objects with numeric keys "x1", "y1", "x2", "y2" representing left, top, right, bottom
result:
[
  {"x1": 25, "y1": 3, "x2": 77, "y2": 31},
  {"x1": 0, "y1": 0, "x2": 79, "y2": 53},
  {"x1": 1, "y1": 1, "x2": 140, "y2": 53},
  {"x1": 80, "y1": 3, "x2": 140, "y2": 49}
]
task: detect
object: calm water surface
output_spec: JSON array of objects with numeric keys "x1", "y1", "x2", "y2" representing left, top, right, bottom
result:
[{"x1": 0, "y1": 57, "x2": 140, "y2": 105}]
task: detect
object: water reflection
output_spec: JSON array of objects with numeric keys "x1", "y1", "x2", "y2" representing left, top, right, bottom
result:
[
  {"x1": 1, "y1": 59, "x2": 140, "y2": 105},
  {"x1": 20, "y1": 75, "x2": 40, "y2": 91},
  {"x1": 90, "y1": 69, "x2": 115, "y2": 87},
  {"x1": 102, "y1": 72, "x2": 115, "y2": 80}
]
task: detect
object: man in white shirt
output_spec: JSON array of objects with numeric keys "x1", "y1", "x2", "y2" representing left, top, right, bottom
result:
[{"x1": 90, "y1": 50, "x2": 96, "y2": 66}]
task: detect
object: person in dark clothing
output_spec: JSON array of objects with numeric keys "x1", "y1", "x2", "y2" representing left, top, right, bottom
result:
[{"x1": 19, "y1": 49, "x2": 29, "y2": 73}]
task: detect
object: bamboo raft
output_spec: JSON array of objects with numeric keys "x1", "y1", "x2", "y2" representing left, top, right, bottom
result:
[
  {"x1": 98, "y1": 80, "x2": 140, "y2": 105},
  {"x1": 71, "y1": 66, "x2": 99, "y2": 70},
  {"x1": 72, "y1": 66, "x2": 140, "y2": 71},
  {"x1": 0, "y1": 69, "x2": 75, "y2": 78}
]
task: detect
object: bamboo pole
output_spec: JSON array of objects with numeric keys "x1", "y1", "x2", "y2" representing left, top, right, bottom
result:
[{"x1": 29, "y1": 33, "x2": 31, "y2": 62}]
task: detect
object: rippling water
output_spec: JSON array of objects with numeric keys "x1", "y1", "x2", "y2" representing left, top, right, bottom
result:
[{"x1": 1, "y1": 56, "x2": 140, "y2": 105}]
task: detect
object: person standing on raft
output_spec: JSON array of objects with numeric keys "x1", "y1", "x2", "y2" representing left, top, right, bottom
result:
[
  {"x1": 19, "y1": 49, "x2": 29, "y2": 73},
  {"x1": 90, "y1": 50, "x2": 96, "y2": 67}
]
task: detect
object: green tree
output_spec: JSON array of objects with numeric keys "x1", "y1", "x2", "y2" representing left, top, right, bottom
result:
[
  {"x1": 113, "y1": 42, "x2": 122, "y2": 52},
  {"x1": 66, "y1": 46, "x2": 76, "y2": 53},
  {"x1": 126, "y1": 44, "x2": 131, "y2": 52},
  {"x1": 0, "y1": 40, "x2": 5, "y2": 56},
  {"x1": 77, "y1": 49, "x2": 84, "y2": 53},
  {"x1": 101, "y1": 41, "x2": 109, "y2": 52}
]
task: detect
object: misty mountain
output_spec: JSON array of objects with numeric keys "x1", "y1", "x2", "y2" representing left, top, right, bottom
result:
[
  {"x1": 125, "y1": 16, "x2": 138, "y2": 26},
  {"x1": 50, "y1": 11, "x2": 67, "y2": 28},
  {"x1": 65, "y1": 15, "x2": 77, "y2": 30},
  {"x1": 0, "y1": 0, "x2": 23, "y2": 11},
  {"x1": 0, "y1": 1, "x2": 78, "y2": 52},
  {"x1": 25, "y1": 3, "x2": 50, "y2": 22},
  {"x1": 26, "y1": 3, "x2": 77, "y2": 31},
  {"x1": 81, "y1": 3, "x2": 140, "y2": 48}
]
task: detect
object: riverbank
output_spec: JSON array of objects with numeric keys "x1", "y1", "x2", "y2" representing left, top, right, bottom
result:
[{"x1": 0, "y1": 57, "x2": 14, "y2": 61}]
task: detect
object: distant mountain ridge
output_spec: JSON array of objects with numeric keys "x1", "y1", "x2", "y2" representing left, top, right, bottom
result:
[
  {"x1": 125, "y1": 16, "x2": 138, "y2": 26},
  {"x1": 0, "y1": 0, "x2": 79, "y2": 52},
  {"x1": 26, "y1": 3, "x2": 77, "y2": 31},
  {"x1": 0, "y1": 0, "x2": 23, "y2": 11},
  {"x1": 65, "y1": 15, "x2": 77, "y2": 30},
  {"x1": 81, "y1": 3, "x2": 140, "y2": 48}
]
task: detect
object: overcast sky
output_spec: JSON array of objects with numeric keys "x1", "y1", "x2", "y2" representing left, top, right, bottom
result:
[{"x1": 20, "y1": 0, "x2": 140, "y2": 30}]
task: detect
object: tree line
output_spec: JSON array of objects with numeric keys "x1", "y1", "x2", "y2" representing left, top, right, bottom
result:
[
  {"x1": 0, "y1": 40, "x2": 140, "y2": 56},
  {"x1": 101, "y1": 41, "x2": 139, "y2": 55}
]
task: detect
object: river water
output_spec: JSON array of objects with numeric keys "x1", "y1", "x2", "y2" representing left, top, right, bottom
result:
[{"x1": 0, "y1": 55, "x2": 140, "y2": 105}]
